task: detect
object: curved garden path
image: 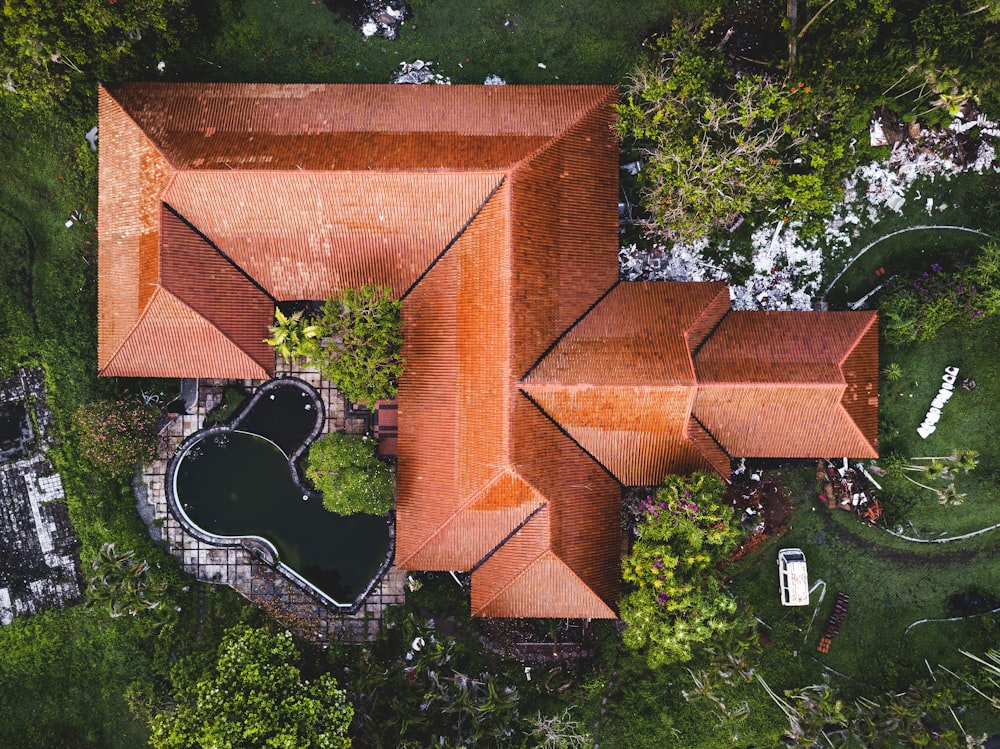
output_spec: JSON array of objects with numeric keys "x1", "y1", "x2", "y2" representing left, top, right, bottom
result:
[{"x1": 821, "y1": 224, "x2": 992, "y2": 303}]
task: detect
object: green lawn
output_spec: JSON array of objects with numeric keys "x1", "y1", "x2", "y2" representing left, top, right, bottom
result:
[
  {"x1": 878, "y1": 314, "x2": 1000, "y2": 537},
  {"x1": 169, "y1": 0, "x2": 698, "y2": 87},
  {"x1": 730, "y1": 492, "x2": 1000, "y2": 689},
  {"x1": 825, "y1": 226, "x2": 990, "y2": 309},
  {"x1": 821, "y1": 171, "x2": 999, "y2": 308}
]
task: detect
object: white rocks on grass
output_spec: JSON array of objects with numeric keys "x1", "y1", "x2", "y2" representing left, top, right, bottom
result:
[
  {"x1": 392, "y1": 60, "x2": 451, "y2": 85},
  {"x1": 619, "y1": 109, "x2": 1000, "y2": 309}
]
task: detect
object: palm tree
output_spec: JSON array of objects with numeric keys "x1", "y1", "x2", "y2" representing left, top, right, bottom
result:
[
  {"x1": 264, "y1": 308, "x2": 321, "y2": 364},
  {"x1": 936, "y1": 484, "x2": 966, "y2": 506},
  {"x1": 882, "y1": 362, "x2": 903, "y2": 382},
  {"x1": 85, "y1": 542, "x2": 165, "y2": 618}
]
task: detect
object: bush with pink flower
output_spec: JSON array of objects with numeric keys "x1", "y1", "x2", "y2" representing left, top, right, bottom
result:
[{"x1": 72, "y1": 398, "x2": 160, "y2": 475}]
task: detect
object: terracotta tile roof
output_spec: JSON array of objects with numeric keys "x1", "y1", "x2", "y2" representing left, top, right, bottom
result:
[
  {"x1": 99, "y1": 83, "x2": 881, "y2": 621},
  {"x1": 694, "y1": 311, "x2": 876, "y2": 384},
  {"x1": 471, "y1": 507, "x2": 617, "y2": 618},
  {"x1": 97, "y1": 87, "x2": 175, "y2": 373},
  {"x1": 692, "y1": 310, "x2": 879, "y2": 458},
  {"x1": 521, "y1": 282, "x2": 731, "y2": 486},
  {"x1": 105, "y1": 83, "x2": 613, "y2": 171},
  {"x1": 525, "y1": 282, "x2": 729, "y2": 386},
  {"x1": 164, "y1": 171, "x2": 504, "y2": 300},
  {"x1": 100, "y1": 287, "x2": 270, "y2": 378},
  {"x1": 508, "y1": 96, "x2": 621, "y2": 377}
]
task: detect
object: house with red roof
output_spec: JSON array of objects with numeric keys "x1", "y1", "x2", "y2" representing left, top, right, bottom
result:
[{"x1": 98, "y1": 83, "x2": 877, "y2": 619}]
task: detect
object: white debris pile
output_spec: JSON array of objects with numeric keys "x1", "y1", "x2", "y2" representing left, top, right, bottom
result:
[
  {"x1": 484, "y1": 74, "x2": 506, "y2": 86},
  {"x1": 619, "y1": 237, "x2": 726, "y2": 283},
  {"x1": 392, "y1": 59, "x2": 451, "y2": 85},
  {"x1": 360, "y1": 1, "x2": 407, "y2": 39}
]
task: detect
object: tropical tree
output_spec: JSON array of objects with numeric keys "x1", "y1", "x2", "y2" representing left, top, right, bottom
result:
[
  {"x1": 305, "y1": 432, "x2": 393, "y2": 516},
  {"x1": 620, "y1": 473, "x2": 749, "y2": 668},
  {"x1": 84, "y1": 542, "x2": 167, "y2": 619},
  {"x1": 0, "y1": 0, "x2": 191, "y2": 108},
  {"x1": 350, "y1": 612, "x2": 521, "y2": 748},
  {"x1": 617, "y1": 15, "x2": 848, "y2": 242},
  {"x1": 149, "y1": 624, "x2": 353, "y2": 749},
  {"x1": 882, "y1": 450, "x2": 979, "y2": 504},
  {"x1": 264, "y1": 307, "x2": 321, "y2": 364},
  {"x1": 314, "y1": 285, "x2": 404, "y2": 408}
]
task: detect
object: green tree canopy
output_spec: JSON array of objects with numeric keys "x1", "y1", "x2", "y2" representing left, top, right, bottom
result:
[
  {"x1": 314, "y1": 285, "x2": 403, "y2": 409},
  {"x1": 150, "y1": 624, "x2": 353, "y2": 749},
  {"x1": 305, "y1": 432, "x2": 393, "y2": 516},
  {"x1": 620, "y1": 473, "x2": 749, "y2": 668},
  {"x1": 1, "y1": 0, "x2": 191, "y2": 108},
  {"x1": 617, "y1": 15, "x2": 850, "y2": 242}
]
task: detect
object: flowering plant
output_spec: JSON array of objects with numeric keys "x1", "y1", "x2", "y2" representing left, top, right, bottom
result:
[
  {"x1": 72, "y1": 398, "x2": 160, "y2": 475},
  {"x1": 621, "y1": 473, "x2": 748, "y2": 668}
]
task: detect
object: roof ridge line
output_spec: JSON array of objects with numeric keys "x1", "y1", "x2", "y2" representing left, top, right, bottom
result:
[
  {"x1": 833, "y1": 402, "x2": 879, "y2": 457},
  {"x1": 472, "y1": 538, "x2": 616, "y2": 618},
  {"x1": 506, "y1": 86, "x2": 619, "y2": 172},
  {"x1": 837, "y1": 311, "x2": 879, "y2": 370},
  {"x1": 161, "y1": 202, "x2": 277, "y2": 303},
  {"x1": 690, "y1": 307, "x2": 731, "y2": 361},
  {"x1": 400, "y1": 175, "x2": 507, "y2": 301},
  {"x1": 468, "y1": 501, "x2": 549, "y2": 576},
  {"x1": 395, "y1": 467, "x2": 541, "y2": 568},
  {"x1": 520, "y1": 280, "x2": 620, "y2": 382},
  {"x1": 516, "y1": 389, "x2": 621, "y2": 486},
  {"x1": 686, "y1": 412, "x2": 732, "y2": 463},
  {"x1": 158, "y1": 287, "x2": 270, "y2": 374},
  {"x1": 100, "y1": 85, "x2": 180, "y2": 171}
]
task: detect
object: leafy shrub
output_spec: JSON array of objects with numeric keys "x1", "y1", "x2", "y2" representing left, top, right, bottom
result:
[
  {"x1": 71, "y1": 398, "x2": 160, "y2": 475},
  {"x1": 203, "y1": 385, "x2": 248, "y2": 426},
  {"x1": 620, "y1": 473, "x2": 748, "y2": 668},
  {"x1": 305, "y1": 432, "x2": 393, "y2": 516},
  {"x1": 617, "y1": 15, "x2": 851, "y2": 242},
  {"x1": 149, "y1": 624, "x2": 353, "y2": 749},
  {"x1": 314, "y1": 285, "x2": 403, "y2": 409},
  {"x1": 881, "y1": 241, "x2": 1000, "y2": 344}
]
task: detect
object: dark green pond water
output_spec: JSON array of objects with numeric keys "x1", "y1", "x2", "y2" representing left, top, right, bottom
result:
[{"x1": 175, "y1": 431, "x2": 390, "y2": 604}]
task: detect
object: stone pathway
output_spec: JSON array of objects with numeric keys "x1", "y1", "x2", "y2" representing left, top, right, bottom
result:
[{"x1": 139, "y1": 359, "x2": 405, "y2": 643}]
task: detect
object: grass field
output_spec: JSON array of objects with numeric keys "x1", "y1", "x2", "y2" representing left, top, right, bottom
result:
[
  {"x1": 878, "y1": 314, "x2": 1000, "y2": 536},
  {"x1": 168, "y1": 0, "x2": 694, "y2": 87}
]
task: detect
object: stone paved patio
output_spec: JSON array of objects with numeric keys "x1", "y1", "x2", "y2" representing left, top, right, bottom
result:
[{"x1": 139, "y1": 359, "x2": 405, "y2": 643}]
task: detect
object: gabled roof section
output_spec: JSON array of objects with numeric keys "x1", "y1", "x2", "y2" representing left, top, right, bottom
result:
[
  {"x1": 524, "y1": 282, "x2": 729, "y2": 386},
  {"x1": 104, "y1": 83, "x2": 615, "y2": 171},
  {"x1": 520, "y1": 282, "x2": 731, "y2": 486},
  {"x1": 471, "y1": 507, "x2": 617, "y2": 618},
  {"x1": 693, "y1": 384, "x2": 878, "y2": 458},
  {"x1": 164, "y1": 171, "x2": 503, "y2": 300},
  {"x1": 97, "y1": 86, "x2": 175, "y2": 373},
  {"x1": 839, "y1": 314, "x2": 879, "y2": 450},
  {"x1": 694, "y1": 311, "x2": 877, "y2": 384},
  {"x1": 394, "y1": 183, "x2": 516, "y2": 569},
  {"x1": 509, "y1": 91, "x2": 621, "y2": 377},
  {"x1": 100, "y1": 287, "x2": 270, "y2": 378},
  {"x1": 523, "y1": 385, "x2": 710, "y2": 486},
  {"x1": 691, "y1": 310, "x2": 879, "y2": 459}
]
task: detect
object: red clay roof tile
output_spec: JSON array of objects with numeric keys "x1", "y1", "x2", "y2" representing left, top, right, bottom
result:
[{"x1": 99, "y1": 83, "x2": 881, "y2": 620}]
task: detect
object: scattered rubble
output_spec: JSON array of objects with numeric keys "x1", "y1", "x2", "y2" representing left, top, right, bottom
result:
[
  {"x1": 391, "y1": 59, "x2": 450, "y2": 85},
  {"x1": 0, "y1": 368, "x2": 81, "y2": 625}
]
